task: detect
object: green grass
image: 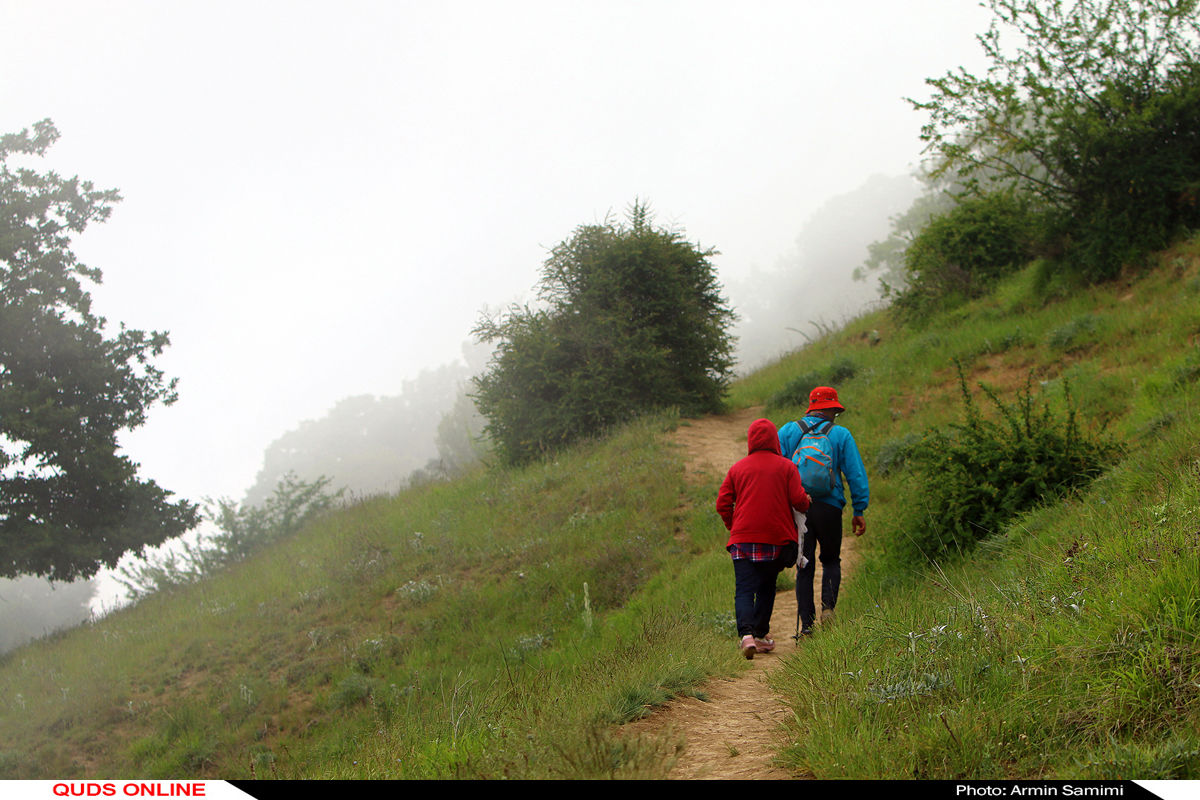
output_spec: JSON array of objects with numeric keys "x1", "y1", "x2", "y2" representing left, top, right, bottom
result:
[
  {"x1": 771, "y1": 417, "x2": 1200, "y2": 778},
  {"x1": 1, "y1": 235, "x2": 1198, "y2": 779},
  {"x1": 0, "y1": 415, "x2": 740, "y2": 779},
  {"x1": 763, "y1": 241, "x2": 1200, "y2": 779}
]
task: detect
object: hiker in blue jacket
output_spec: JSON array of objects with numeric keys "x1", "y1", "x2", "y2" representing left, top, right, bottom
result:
[{"x1": 777, "y1": 386, "x2": 869, "y2": 637}]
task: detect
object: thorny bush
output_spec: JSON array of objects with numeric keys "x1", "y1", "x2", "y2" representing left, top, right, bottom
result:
[{"x1": 900, "y1": 364, "x2": 1118, "y2": 559}]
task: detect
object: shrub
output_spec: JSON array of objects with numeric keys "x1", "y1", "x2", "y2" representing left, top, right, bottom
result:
[
  {"x1": 766, "y1": 358, "x2": 857, "y2": 412},
  {"x1": 472, "y1": 202, "x2": 735, "y2": 464},
  {"x1": 1046, "y1": 313, "x2": 1104, "y2": 353},
  {"x1": 329, "y1": 674, "x2": 377, "y2": 710},
  {"x1": 115, "y1": 473, "x2": 343, "y2": 599},
  {"x1": 893, "y1": 193, "x2": 1040, "y2": 321},
  {"x1": 1050, "y1": 70, "x2": 1200, "y2": 280},
  {"x1": 900, "y1": 365, "x2": 1118, "y2": 559},
  {"x1": 1174, "y1": 348, "x2": 1200, "y2": 388},
  {"x1": 874, "y1": 432, "x2": 923, "y2": 477},
  {"x1": 828, "y1": 356, "x2": 857, "y2": 384},
  {"x1": 766, "y1": 370, "x2": 824, "y2": 412}
]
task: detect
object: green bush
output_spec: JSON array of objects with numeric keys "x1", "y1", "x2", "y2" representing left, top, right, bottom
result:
[
  {"x1": 329, "y1": 674, "x2": 378, "y2": 710},
  {"x1": 1051, "y1": 71, "x2": 1200, "y2": 280},
  {"x1": 828, "y1": 356, "x2": 857, "y2": 384},
  {"x1": 766, "y1": 370, "x2": 824, "y2": 412},
  {"x1": 893, "y1": 193, "x2": 1040, "y2": 321},
  {"x1": 899, "y1": 366, "x2": 1118, "y2": 559},
  {"x1": 766, "y1": 358, "x2": 857, "y2": 412},
  {"x1": 472, "y1": 202, "x2": 735, "y2": 464},
  {"x1": 115, "y1": 473, "x2": 342, "y2": 599},
  {"x1": 1174, "y1": 348, "x2": 1200, "y2": 388},
  {"x1": 1046, "y1": 313, "x2": 1104, "y2": 353},
  {"x1": 874, "y1": 432, "x2": 923, "y2": 477}
]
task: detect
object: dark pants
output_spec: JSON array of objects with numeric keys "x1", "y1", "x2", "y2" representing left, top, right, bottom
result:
[
  {"x1": 796, "y1": 500, "x2": 843, "y2": 630},
  {"x1": 733, "y1": 557, "x2": 784, "y2": 638}
]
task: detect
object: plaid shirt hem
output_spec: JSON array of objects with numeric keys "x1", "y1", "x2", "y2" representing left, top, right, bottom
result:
[{"x1": 727, "y1": 542, "x2": 783, "y2": 562}]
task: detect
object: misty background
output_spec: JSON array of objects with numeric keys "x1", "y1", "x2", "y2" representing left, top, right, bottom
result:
[{"x1": 0, "y1": 0, "x2": 990, "y2": 645}]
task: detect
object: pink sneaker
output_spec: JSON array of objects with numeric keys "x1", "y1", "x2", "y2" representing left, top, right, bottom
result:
[
  {"x1": 740, "y1": 634, "x2": 757, "y2": 659},
  {"x1": 754, "y1": 637, "x2": 776, "y2": 653}
]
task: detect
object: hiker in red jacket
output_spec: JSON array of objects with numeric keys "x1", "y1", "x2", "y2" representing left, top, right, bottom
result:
[{"x1": 717, "y1": 418, "x2": 811, "y2": 659}]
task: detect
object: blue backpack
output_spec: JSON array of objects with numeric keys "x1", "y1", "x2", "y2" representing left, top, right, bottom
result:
[{"x1": 789, "y1": 419, "x2": 837, "y2": 497}]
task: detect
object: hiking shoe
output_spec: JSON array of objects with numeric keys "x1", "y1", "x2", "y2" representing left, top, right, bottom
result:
[
  {"x1": 740, "y1": 634, "x2": 757, "y2": 659},
  {"x1": 820, "y1": 608, "x2": 835, "y2": 624},
  {"x1": 794, "y1": 627, "x2": 814, "y2": 640},
  {"x1": 754, "y1": 637, "x2": 776, "y2": 653}
]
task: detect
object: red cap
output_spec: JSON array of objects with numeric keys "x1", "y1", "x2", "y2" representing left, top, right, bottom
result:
[{"x1": 807, "y1": 386, "x2": 844, "y2": 413}]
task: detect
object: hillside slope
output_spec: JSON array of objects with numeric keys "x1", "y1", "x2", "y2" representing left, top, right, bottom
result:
[
  {"x1": 744, "y1": 244, "x2": 1200, "y2": 779},
  {"x1": 0, "y1": 239, "x2": 1197, "y2": 780},
  {"x1": 0, "y1": 412, "x2": 743, "y2": 779}
]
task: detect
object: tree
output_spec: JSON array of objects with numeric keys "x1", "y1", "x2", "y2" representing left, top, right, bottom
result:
[
  {"x1": 432, "y1": 387, "x2": 488, "y2": 474},
  {"x1": 854, "y1": 169, "x2": 960, "y2": 297},
  {"x1": 472, "y1": 202, "x2": 735, "y2": 464},
  {"x1": 0, "y1": 120, "x2": 198, "y2": 580},
  {"x1": 912, "y1": 0, "x2": 1200, "y2": 278}
]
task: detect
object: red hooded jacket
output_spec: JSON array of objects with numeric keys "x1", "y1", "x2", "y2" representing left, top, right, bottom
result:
[{"x1": 716, "y1": 418, "x2": 811, "y2": 548}]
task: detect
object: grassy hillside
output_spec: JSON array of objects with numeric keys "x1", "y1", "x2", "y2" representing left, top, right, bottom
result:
[
  {"x1": 747, "y1": 241, "x2": 1200, "y2": 779},
  {"x1": 1, "y1": 237, "x2": 1197, "y2": 779},
  {"x1": 0, "y1": 417, "x2": 739, "y2": 779}
]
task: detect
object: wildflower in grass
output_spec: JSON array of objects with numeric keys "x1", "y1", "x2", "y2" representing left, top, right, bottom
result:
[{"x1": 396, "y1": 579, "x2": 438, "y2": 603}]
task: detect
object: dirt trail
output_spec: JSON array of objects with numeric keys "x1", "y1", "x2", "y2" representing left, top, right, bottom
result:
[{"x1": 623, "y1": 407, "x2": 861, "y2": 780}]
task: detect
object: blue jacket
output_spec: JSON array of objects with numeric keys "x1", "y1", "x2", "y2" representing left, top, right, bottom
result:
[{"x1": 778, "y1": 414, "x2": 869, "y2": 515}]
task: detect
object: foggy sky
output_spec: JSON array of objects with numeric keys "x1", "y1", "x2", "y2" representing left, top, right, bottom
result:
[{"x1": 0, "y1": 0, "x2": 993, "y2": 507}]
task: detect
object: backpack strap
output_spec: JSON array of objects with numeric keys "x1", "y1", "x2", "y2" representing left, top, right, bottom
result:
[
  {"x1": 799, "y1": 418, "x2": 835, "y2": 436},
  {"x1": 791, "y1": 418, "x2": 834, "y2": 460}
]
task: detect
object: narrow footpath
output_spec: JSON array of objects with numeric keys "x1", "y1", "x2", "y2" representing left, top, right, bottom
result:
[{"x1": 622, "y1": 407, "x2": 860, "y2": 780}]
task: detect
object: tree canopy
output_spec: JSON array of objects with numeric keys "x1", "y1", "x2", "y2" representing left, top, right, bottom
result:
[
  {"x1": 912, "y1": 0, "x2": 1200, "y2": 278},
  {"x1": 0, "y1": 120, "x2": 197, "y2": 580},
  {"x1": 472, "y1": 203, "x2": 735, "y2": 464}
]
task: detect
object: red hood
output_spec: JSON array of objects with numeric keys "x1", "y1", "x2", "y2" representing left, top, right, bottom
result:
[{"x1": 746, "y1": 418, "x2": 781, "y2": 456}]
